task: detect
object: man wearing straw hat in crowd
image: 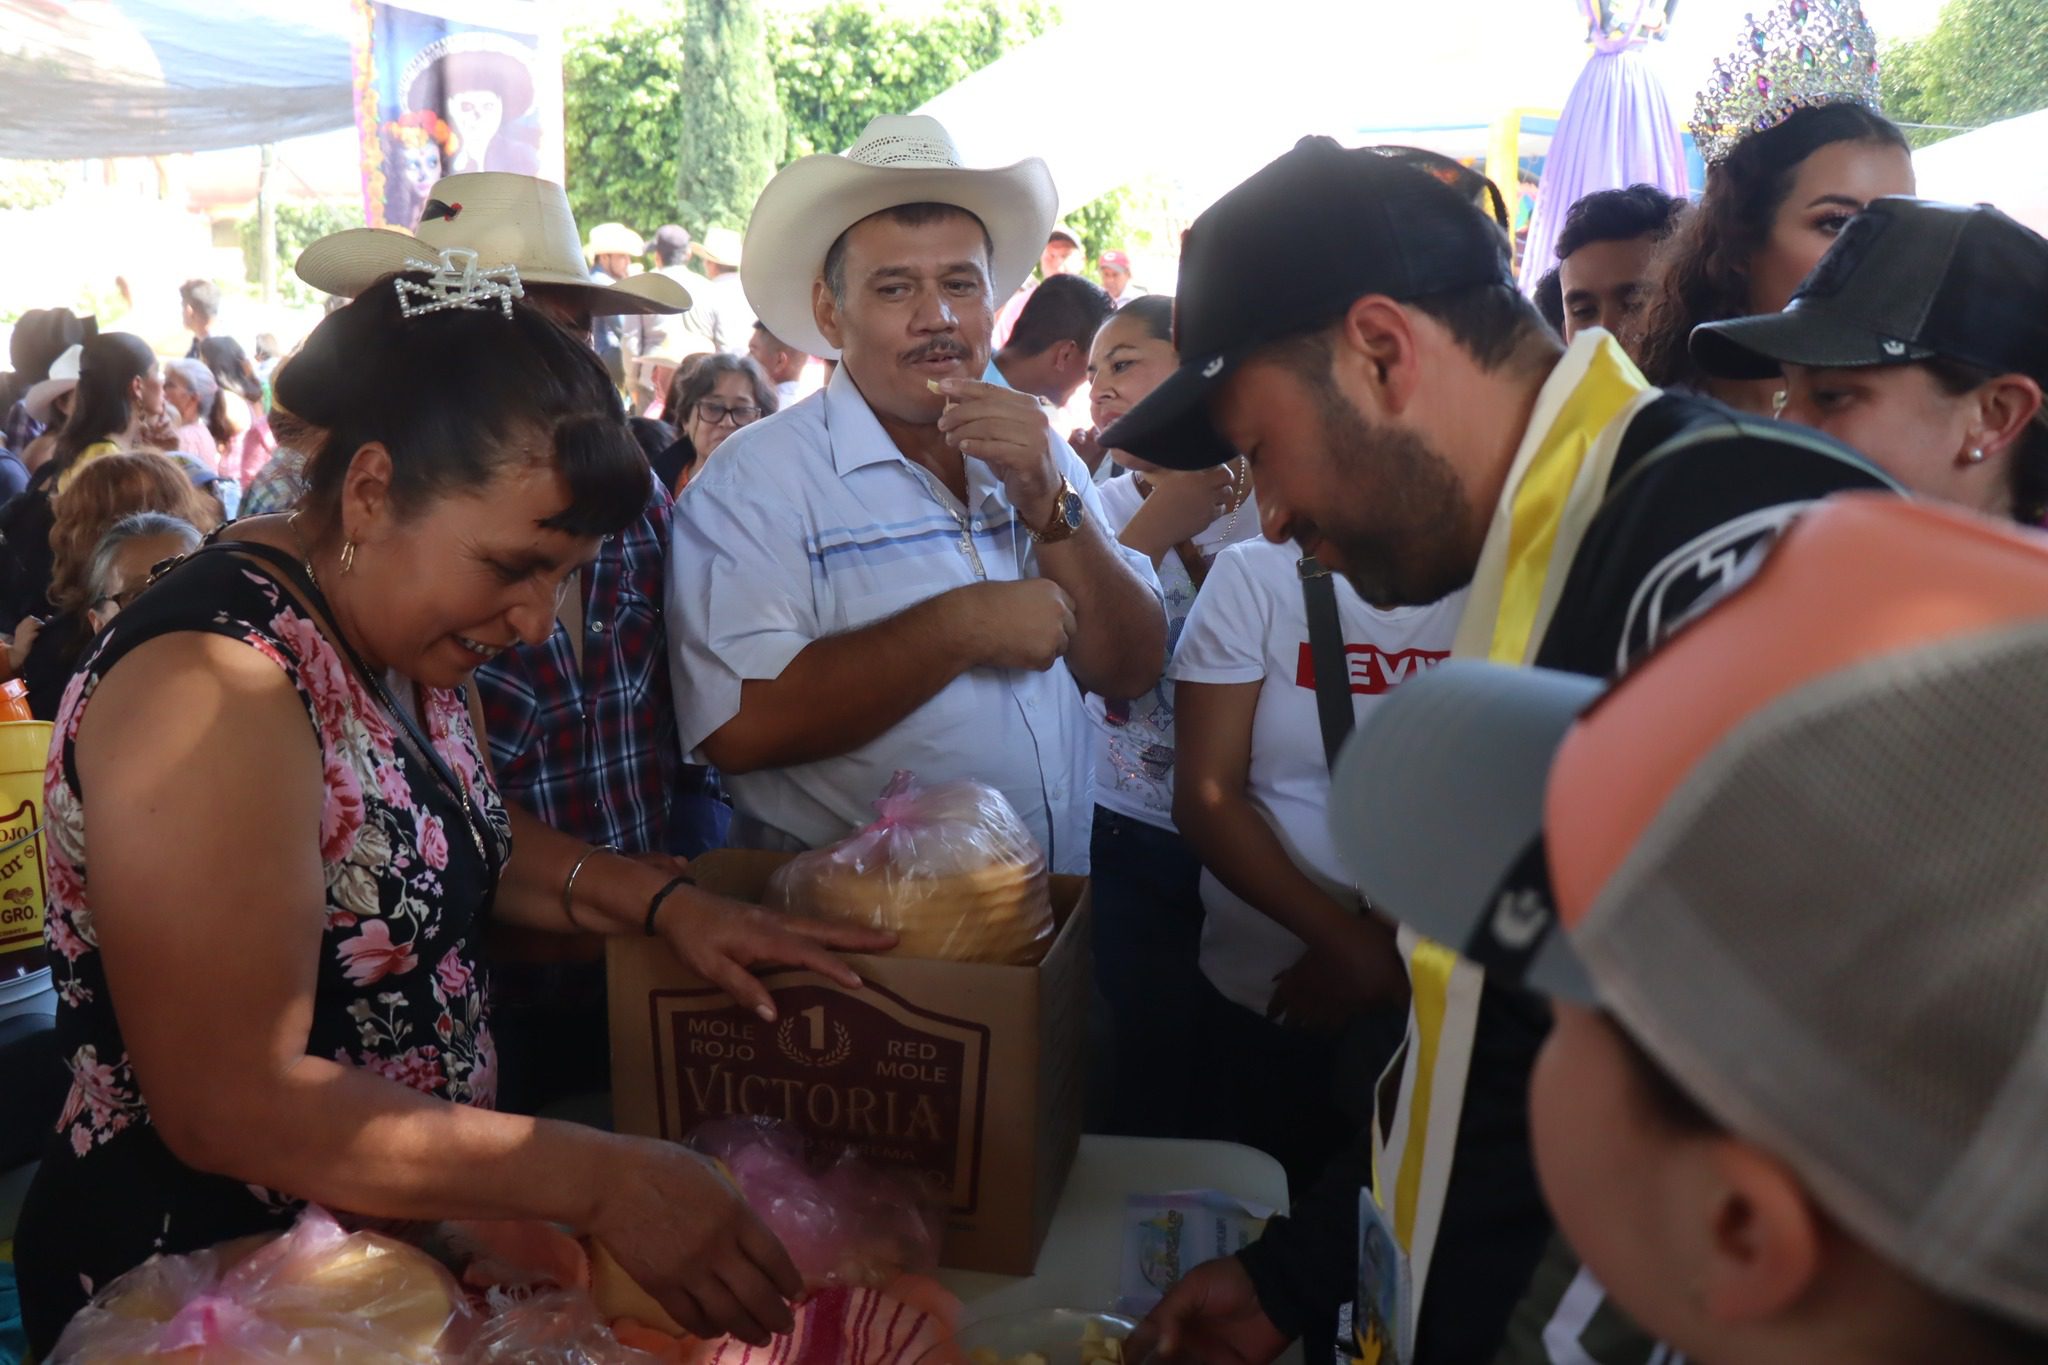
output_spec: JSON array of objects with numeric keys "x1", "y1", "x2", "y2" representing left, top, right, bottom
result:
[
  {"x1": 586, "y1": 220, "x2": 648, "y2": 386},
  {"x1": 626, "y1": 225, "x2": 720, "y2": 407},
  {"x1": 693, "y1": 225, "x2": 757, "y2": 353},
  {"x1": 668, "y1": 113, "x2": 1166, "y2": 875},
  {"x1": 297, "y1": 172, "x2": 703, "y2": 1112}
]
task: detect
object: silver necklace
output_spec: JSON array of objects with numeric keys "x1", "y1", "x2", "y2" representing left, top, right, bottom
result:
[{"x1": 1223, "y1": 456, "x2": 1250, "y2": 540}]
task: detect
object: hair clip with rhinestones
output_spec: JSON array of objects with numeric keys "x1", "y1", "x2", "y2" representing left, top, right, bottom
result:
[{"x1": 394, "y1": 246, "x2": 524, "y2": 319}]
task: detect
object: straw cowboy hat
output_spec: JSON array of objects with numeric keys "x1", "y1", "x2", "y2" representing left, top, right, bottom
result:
[
  {"x1": 585, "y1": 222, "x2": 645, "y2": 260},
  {"x1": 24, "y1": 344, "x2": 82, "y2": 426},
  {"x1": 631, "y1": 326, "x2": 713, "y2": 378},
  {"x1": 741, "y1": 113, "x2": 1057, "y2": 359},
  {"x1": 696, "y1": 226, "x2": 745, "y2": 269},
  {"x1": 296, "y1": 173, "x2": 690, "y2": 316}
]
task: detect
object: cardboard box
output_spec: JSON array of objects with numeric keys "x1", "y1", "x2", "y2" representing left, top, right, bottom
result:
[{"x1": 608, "y1": 850, "x2": 1089, "y2": 1275}]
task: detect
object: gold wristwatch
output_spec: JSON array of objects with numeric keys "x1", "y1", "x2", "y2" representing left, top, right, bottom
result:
[{"x1": 1027, "y1": 476, "x2": 1085, "y2": 545}]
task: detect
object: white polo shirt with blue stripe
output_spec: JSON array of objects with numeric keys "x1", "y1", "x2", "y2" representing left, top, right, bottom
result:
[{"x1": 667, "y1": 362, "x2": 1157, "y2": 874}]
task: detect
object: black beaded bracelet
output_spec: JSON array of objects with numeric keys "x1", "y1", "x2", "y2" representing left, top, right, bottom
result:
[{"x1": 643, "y1": 873, "x2": 694, "y2": 937}]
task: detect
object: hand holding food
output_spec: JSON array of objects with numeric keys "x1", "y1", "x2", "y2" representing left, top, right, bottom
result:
[{"x1": 587, "y1": 1139, "x2": 803, "y2": 1347}]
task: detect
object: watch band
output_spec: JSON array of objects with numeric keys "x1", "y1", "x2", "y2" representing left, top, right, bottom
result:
[{"x1": 1028, "y1": 476, "x2": 1081, "y2": 545}]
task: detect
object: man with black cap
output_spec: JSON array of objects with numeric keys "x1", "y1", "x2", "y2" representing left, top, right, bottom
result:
[{"x1": 1111, "y1": 137, "x2": 1897, "y2": 1365}]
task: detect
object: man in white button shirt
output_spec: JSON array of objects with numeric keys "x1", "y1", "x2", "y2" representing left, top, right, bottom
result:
[{"x1": 668, "y1": 115, "x2": 1165, "y2": 874}]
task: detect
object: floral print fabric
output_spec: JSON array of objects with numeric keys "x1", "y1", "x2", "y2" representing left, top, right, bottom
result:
[{"x1": 20, "y1": 545, "x2": 510, "y2": 1342}]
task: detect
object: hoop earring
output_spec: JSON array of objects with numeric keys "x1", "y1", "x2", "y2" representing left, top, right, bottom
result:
[{"x1": 340, "y1": 541, "x2": 357, "y2": 573}]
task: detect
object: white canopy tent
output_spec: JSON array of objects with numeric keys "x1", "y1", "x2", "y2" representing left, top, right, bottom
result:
[
  {"x1": 1909, "y1": 108, "x2": 2048, "y2": 235},
  {"x1": 912, "y1": 0, "x2": 1945, "y2": 221},
  {"x1": 913, "y1": 0, "x2": 1588, "y2": 219}
]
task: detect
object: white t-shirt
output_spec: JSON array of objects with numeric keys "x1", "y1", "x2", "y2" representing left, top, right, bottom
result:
[
  {"x1": 1169, "y1": 539, "x2": 1464, "y2": 1013},
  {"x1": 1087, "y1": 473, "x2": 1262, "y2": 831}
]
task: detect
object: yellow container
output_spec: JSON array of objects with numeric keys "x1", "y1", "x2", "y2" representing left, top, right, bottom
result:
[{"x1": 0, "y1": 720, "x2": 54, "y2": 995}]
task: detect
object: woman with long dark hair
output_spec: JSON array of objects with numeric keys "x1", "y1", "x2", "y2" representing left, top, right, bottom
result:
[
  {"x1": 0, "y1": 334, "x2": 165, "y2": 630},
  {"x1": 198, "y1": 334, "x2": 277, "y2": 488},
  {"x1": 47, "y1": 333, "x2": 162, "y2": 492},
  {"x1": 1635, "y1": 103, "x2": 1913, "y2": 408}
]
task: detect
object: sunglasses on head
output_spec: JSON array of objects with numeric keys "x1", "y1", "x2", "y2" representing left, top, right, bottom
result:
[{"x1": 1368, "y1": 145, "x2": 1513, "y2": 233}]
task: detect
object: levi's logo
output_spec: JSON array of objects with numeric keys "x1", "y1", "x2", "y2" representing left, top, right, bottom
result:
[{"x1": 1295, "y1": 642, "x2": 1450, "y2": 695}]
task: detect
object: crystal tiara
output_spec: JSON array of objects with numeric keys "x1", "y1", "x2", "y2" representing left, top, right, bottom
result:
[{"x1": 1688, "y1": 0, "x2": 1883, "y2": 166}]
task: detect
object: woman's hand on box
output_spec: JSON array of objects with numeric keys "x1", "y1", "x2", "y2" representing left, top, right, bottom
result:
[
  {"x1": 593, "y1": 1140, "x2": 802, "y2": 1345},
  {"x1": 657, "y1": 887, "x2": 897, "y2": 1022}
]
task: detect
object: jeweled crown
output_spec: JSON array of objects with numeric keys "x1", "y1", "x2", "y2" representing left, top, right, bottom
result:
[{"x1": 1689, "y1": 0, "x2": 1882, "y2": 166}]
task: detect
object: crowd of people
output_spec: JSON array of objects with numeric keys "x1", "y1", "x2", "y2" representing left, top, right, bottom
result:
[{"x1": 6, "y1": 1, "x2": 2048, "y2": 1361}]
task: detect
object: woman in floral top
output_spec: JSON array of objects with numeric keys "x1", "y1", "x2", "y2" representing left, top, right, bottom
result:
[{"x1": 15, "y1": 277, "x2": 890, "y2": 1358}]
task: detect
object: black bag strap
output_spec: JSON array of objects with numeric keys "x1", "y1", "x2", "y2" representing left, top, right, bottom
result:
[{"x1": 1298, "y1": 554, "x2": 1354, "y2": 772}]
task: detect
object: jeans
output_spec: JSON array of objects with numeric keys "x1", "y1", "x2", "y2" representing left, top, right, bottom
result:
[
  {"x1": 1089, "y1": 807, "x2": 1209, "y2": 1137},
  {"x1": 1196, "y1": 983, "x2": 1350, "y2": 1199}
]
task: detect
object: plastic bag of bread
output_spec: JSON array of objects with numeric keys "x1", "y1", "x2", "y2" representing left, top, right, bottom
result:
[
  {"x1": 688, "y1": 1117, "x2": 945, "y2": 1289},
  {"x1": 48, "y1": 1205, "x2": 465, "y2": 1362},
  {"x1": 767, "y1": 771, "x2": 1054, "y2": 965}
]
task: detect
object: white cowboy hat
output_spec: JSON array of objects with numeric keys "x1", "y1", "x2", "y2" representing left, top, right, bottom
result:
[
  {"x1": 585, "y1": 221, "x2": 646, "y2": 259},
  {"x1": 697, "y1": 225, "x2": 745, "y2": 269},
  {"x1": 741, "y1": 113, "x2": 1057, "y2": 359},
  {"x1": 24, "y1": 344, "x2": 82, "y2": 426},
  {"x1": 296, "y1": 172, "x2": 689, "y2": 316}
]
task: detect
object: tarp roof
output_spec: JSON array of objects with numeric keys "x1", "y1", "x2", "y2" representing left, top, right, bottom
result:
[{"x1": 0, "y1": 0, "x2": 355, "y2": 158}]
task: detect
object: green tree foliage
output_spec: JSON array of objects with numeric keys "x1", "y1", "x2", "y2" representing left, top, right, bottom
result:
[
  {"x1": 562, "y1": 12, "x2": 690, "y2": 234},
  {"x1": 1063, "y1": 178, "x2": 1180, "y2": 274},
  {"x1": 561, "y1": 0, "x2": 1155, "y2": 270},
  {"x1": 0, "y1": 160, "x2": 67, "y2": 212},
  {"x1": 241, "y1": 202, "x2": 363, "y2": 306},
  {"x1": 677, "y1": 0, "x2": 787, "y2": 235},
  {"x1": 769, "y1": 0, "x2": 1056, "y2": 162},
  {"x1": 1883, "y1": 0, "x2": 2048, "y2": 147}
]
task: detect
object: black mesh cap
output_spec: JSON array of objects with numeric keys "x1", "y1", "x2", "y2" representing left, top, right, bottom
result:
[
  {"x1": 1692, "y1": 198, "x2": 2048, "y2": 387},
  {"x1": 1099, "y1": 138, "x2": 1515, "y2": 470}
]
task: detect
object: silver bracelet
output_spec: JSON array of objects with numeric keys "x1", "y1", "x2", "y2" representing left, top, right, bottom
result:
[{"x1": 562, "y1": 844, "x2": 620, "y2": 931}]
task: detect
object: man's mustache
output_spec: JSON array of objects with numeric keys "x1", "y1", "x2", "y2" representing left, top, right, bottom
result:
[{"x1": 902, "y1": 340, "x2": 971, "y2": 364}]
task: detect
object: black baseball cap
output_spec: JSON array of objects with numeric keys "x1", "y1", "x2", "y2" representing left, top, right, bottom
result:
[
  {"x1": 1691, "y1": 198, "x2": 2048, "y2": 388},
  {"x1": 1098, "y1": 137, "x2": 1515, "y2": 470}
]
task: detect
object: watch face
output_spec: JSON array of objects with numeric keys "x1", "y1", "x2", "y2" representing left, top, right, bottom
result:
[{"x1": 1061, "y1": 488, "x2": 1084, "y2": 529}]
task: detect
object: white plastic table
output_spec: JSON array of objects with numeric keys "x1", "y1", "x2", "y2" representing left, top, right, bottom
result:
[{"x1": 939, "y1": 1134, "x2": 1300, "y2": 1365}]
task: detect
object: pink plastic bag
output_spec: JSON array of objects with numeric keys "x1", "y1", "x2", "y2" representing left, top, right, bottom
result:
[
  {"x1": 767, "y1": 771, "x2": 1054, "y2": 965},
  {"x1": 690, "y1": 1117, "x2": 945, "y2": 1290},
  {"x1": 49, "y1": 1206, "x2": 467, "y2": 1362},
  {"x1": 461, "y1": 1288, "x2": 666, "y2": 1364}
]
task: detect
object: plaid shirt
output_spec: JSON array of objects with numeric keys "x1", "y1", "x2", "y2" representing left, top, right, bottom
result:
[{"x1": 475, "y1": 476, "x2": 681, "y2": 852}]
